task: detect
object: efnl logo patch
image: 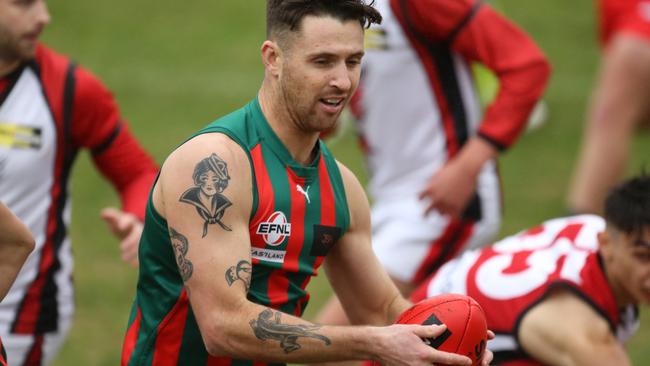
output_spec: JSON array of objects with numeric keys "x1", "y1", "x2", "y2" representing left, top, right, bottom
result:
[
  {"x1": 310, "y1": 225, "x2": 342, "y2": 256},
  {"x1": 256, "y1": 211, "x2": 291, "y2": 246}
]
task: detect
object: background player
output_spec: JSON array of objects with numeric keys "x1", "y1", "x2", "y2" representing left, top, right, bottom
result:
[
  {"x1": 567, "y1": 0, "x2": 650, "y2": 214},
  {"x1": 414, "y1": 174, "x2": 650, "y2": 365},
  {"x1": 0, "y1": 0, "x2": 158, "y2": 364},
  {"x1": 121, "y1": 1, "x2": 492, "y2": 365},
  {"x1": 316, "y1": 0, "x2": 550, "y2": 328}
]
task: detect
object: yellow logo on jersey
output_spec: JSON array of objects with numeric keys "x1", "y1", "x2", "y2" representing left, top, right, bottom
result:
[
  {"x1": 0, "y1": 123, "x2": 42, "y2": 149},
  {"x1": 365, "y1": 27, "x2": 389, "y2": 50}
]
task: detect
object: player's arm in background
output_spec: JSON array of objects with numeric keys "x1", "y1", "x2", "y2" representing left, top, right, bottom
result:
[
  {"x1": 519, "y1": 290, "x2": 630, "y2": 366},
  {"x1": 68, "y1": 66, "x2": 159, "y2": 266},
  {"x1": 154, "y1": 133, "x2": 473, "y2": 366},
  {"x1": 0, "y1": 202, "x2": 35, "y2": 300},
  {"x1": 395, "y1": 0, "x2": 551, "y2": 217}
]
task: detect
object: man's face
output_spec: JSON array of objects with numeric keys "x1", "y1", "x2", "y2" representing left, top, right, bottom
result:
[
  {"x1": 601, "y1": 227, "x2": 650, "y2": 306},
  {"x1": 0, "y1": 0, "x2": 50, "y2": 62},
  {"x1": 277, "y1": 15, "x2": 364, "y2": 133}
]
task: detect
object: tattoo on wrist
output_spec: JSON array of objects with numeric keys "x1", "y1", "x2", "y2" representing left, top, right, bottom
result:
[
  {"x1": 225, "y1": 260, "x2": 252, "y2": 291},
  {"x1": 179, "y1": 153, "x2": 233, "y2": 237},
  {"x1": 169, "y1": 228, "x2": 193, "y2": 282},
  {"x1": 249, "y1": 309, "x2": 331, "y2": 353}
]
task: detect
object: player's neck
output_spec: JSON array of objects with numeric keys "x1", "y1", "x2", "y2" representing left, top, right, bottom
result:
[
  {"x1": 258, "y1": 82, "x2": 320, "y2": 166},
  {"x1": 603, "y1": 261, "x2": 635, "y2": 307}
]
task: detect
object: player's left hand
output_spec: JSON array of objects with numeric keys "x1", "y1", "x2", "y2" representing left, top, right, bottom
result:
[
  {"x1": 419, "y1": 160, "x2": 477, "y2": 218},
  {"x1": 101, "y1": 207, "x2": 143, "y2": 268}
]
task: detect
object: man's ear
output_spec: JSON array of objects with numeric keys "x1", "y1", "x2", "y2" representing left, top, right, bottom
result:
[
  {"x1": 261, "y1": 40, "x2": 282, "y2": 77},
  {"x1": 598, "y1": 230, "x2": 612, "y2": 260}
]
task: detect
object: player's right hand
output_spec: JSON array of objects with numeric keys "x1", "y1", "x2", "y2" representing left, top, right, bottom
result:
[{"x1": 101, "y1": 207, "x2": 142, "y2": 268}]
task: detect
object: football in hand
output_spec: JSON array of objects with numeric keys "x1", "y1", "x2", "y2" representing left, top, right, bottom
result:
[{"x1": 377, "y1": 294, "x2": 488, "y2": 365}]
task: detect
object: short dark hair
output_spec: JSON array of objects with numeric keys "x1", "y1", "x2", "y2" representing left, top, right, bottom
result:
[
  {"x1": 604, "y1": 173, "x2": 650, "y2": 235},
  {"x1": 266, "y1": 0, "x2": 382, "y2": 39}
]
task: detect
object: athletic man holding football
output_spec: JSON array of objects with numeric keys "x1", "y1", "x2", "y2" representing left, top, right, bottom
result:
[{"x1": 121, "y1": 1, "x2": 493, "y2": 365}]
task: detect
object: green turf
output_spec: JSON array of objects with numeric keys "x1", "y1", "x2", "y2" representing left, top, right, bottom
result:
[{"x1": 38, "y1": 1, "x2": 649, "y2": 365}]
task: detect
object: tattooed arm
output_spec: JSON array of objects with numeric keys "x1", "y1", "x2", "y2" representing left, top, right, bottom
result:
[
  {"x1": 0, "y1": 202, "x2": 34, "y2": 300},
  {"x1": 152, "y1": 133, "x2": 471, "y2": 365}
]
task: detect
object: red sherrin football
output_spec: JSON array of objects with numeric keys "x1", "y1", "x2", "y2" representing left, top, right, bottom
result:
[{"x1": 370, "y1": 294, "x2": 488, "y2": 366}]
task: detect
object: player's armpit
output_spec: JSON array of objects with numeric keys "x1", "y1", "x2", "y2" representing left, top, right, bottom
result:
[{"x1": 519, "y1": 290, "x2": 630, "y2": 366}]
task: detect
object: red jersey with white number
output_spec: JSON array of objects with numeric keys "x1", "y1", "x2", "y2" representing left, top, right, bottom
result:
[
  {"x1": 0, "y1": 44, "x2": 158, "y2": 337},
  {"x1": 412, "y1": 215, "x2": 639, "y2": 365},
  {"x1": 351, "y1": 0, "x2": 549, "y2": 201}
]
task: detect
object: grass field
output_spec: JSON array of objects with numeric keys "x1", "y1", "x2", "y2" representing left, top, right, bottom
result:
[{"x1": 38, "y1": 1, "x2": 650, "y2": 365}]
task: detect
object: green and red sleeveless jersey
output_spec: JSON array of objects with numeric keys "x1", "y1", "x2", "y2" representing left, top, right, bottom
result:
[{"x1": 121, "y1": 98, "x2": 350, "y2": 366}]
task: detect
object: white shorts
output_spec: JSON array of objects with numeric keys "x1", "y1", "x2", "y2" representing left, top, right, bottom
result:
[
  {"x1": 2, "y1": 317, "x2": 71, "y2": 366},
  {"x1": 371, "y1": 182, "x2": 500, "y2": 285}
]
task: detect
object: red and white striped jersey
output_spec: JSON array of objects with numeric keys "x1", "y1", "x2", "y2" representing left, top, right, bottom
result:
[
  {"x1": 413, "y1": 215, "x2": 640, "y2": 365},
  {"x1": 0, "y1": 44, "x2": 158, "y2": 337},
  {"x1": 351, "y1": 0, "x2": 549, "y2": 200}
]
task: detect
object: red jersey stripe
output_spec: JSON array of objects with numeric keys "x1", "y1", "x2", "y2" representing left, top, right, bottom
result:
[
  {"x1": 12, "y1": 246, "x2": 53, "y2": 334},
  {"x1": 12, "y1": 176, "x2": 63, "y2": 333},
  {"x1": 283, "y1": 168, "x2": 307, "y2": 273},
  {"x1": 0, "y1": 337, "x2": 6, "y2": 366},
  {"x1": 313, "y1": 157, "x2": 337, "y2": 269},
  {"x1": 121, "y1": 307, "x2": 142, "y2": 366},
  {"x1": 206, "y1": 356, "x2": 232, "y2": 366},
  {"x1": 151, "y1": 289, "x2": 190, "y2": 366},
  {"x1": 267, "y1": 270, "x2": 290, "y2": 308},
  {"x1": 249, "y1": 144, "x2": 276, "y2": 256},
  {"x1": 294, "y1": 276, "x2": 312, "y2": 316},
  {"x1": 23, "y1": 334, "x2": 44, "y2": 366}
]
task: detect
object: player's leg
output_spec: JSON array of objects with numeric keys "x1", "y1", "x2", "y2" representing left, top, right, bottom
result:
[{"x1": 567, "y1": 34, "x2": 650, "y2": 214}]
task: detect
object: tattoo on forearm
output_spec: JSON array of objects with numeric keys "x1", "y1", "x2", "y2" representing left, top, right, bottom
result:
[
  {"x1": 179, "y1": 153, "x2": 233, "y2": 237},
  {"x1": 170, "y1": 228, "x2": 193, "y2": 282},
  {"x1": 249, "y1": 309, "x2": 331, "y2": 353},
  {"x1": 225, "y1": 260, "x2": 252, "y2": 291}
]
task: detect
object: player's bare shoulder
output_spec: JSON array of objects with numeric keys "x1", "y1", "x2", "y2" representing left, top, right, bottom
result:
[
  {"x1": 154, "y1": 132, "x2": 253, "y2": 223},
  {"x1": 334, "y1": 160, "x2": 364, "y2": 196},
  {"x1": 334, "y1": 160, "x2": 370, "y2": 231},
  {"x1": 519, "y1": 289, "x2": 617, "y2": 365}
]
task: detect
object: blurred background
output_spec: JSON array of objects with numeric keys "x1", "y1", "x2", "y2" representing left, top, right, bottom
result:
[{"x1": 40, "y1": 0, "x2": 649, "y2": 365}]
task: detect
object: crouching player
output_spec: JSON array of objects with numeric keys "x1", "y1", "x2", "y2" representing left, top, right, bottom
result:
[{"x1": 413, "y1": 174, "x2": 650, "y2": 365}]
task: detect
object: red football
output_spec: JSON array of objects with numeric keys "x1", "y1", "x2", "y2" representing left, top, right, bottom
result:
[{"x1": 372, "y1": 294, "x2": 488, "y2": 365}]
